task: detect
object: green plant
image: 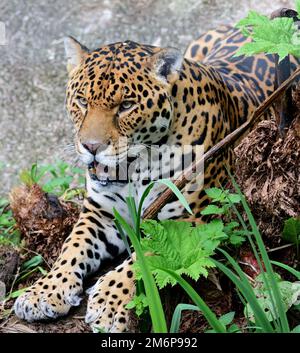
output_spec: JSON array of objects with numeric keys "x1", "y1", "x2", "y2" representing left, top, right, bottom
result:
[
  {"x1": 0, "y1": 198, "x2": 20, "y2": 245},
  {"x1": 200, "y1": 187, "x2": 241, "y2": 216},
  {"x1": 245, "y1": 273, "x2": 300, "y2": 323},
  {"x1": 125, "y1": 293, "x2": 149, "y2": 317},
  {"x1": 205, "y1": 312, "x2": 240, "y2": 333},
  {"x1": 114, "y1": 179, "x2": 198, "y2": 333},
  {"x1": 114, "y1": 180, "x2": 228, "y2": 333},
  {"x1": 235, "y1": 0, "x2": 300, "y2": 61},
  {"x1": 16, "y1": 255, "x2": 47, "y2": 283},
  {"x1": 201, "y1": 188, "x2": 247, "y2": 246},
  {"x1": 212, "y1": 171, "x2": 295, "y2": 333},
  {"x1": 170, "y1": 304, "x2": 200, "y2": 333},
  {"x1": 282, "y1": 217, "x2": 300, "y2": 246},
  {"x1": 136, "y1": 219, "x2": 221, "y2": 288},
  {"x1": 114, "y1": 171, "x2": 298, "y2": 333},
  {"x1": 19, "y1": 160, "x2": 85, "y2": 198}
]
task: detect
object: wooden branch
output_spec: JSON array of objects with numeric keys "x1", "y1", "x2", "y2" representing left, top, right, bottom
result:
[{"x1": 142, "y1": 67, "x2": 300, "y2": 220}]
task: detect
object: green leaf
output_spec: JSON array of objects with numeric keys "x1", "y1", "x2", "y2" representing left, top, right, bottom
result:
[
  {"x1": 170, "y1": 304, "x2": 200, "y2": 333},
  {"x1": 228, "y1": 323, "x2": 241, "y2": 333},
  {"x1": 292, "y1": 324, "x2": 300, "y2": 333},
  {"x1": 125, "y1": 293, "x2": 149, "y2": 317},
  {"x1": 155, "y1": 179, "x2": 193, "y2": 215},
  {"x1": 296, "y1": 0, "x2": 300, "y2": 16},
  {"x1": 229, "y1": 232, "x2": 246, "y2": 246},
  {"x1": 205, "y1": 187, "x2": 224, "y2": 201},
  {"x1": 5, "y1": 288, "x2": 28, "y2": 300},
  {"x1": 138, "y1": 220, "x2": 219, "y2": 289},
  {"x1": 21, "y1": 255, "x2": 43, "y2": 271},
  {"x1": 200, "y1": 205, "x2": 225, "y2": 215},
  {"x1": 282, "y1": 217, "x2": 300, "y2": 244},
  {"x1": 219, "y1": 311, "x2": 235, "y2": 326},
  {"x1": 227, "y1": 194, "x2": 241, "y2": 204},
  {"x1": 245, "y1": 273, "x2": 300, "y2": 322},
  {"x1": 113, "y1": 209, "x2": 168, "y2": 333},
  {"x1": 271, "y1": 261, "x2": 300, "y2": 280},
  {"x1": 235, "y1": 10, "x2": 299, "y2": 60}
]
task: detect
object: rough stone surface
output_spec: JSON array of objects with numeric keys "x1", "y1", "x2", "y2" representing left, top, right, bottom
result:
[{"x1": 0, "y1": 0, "x2": 294, "y2": 195}]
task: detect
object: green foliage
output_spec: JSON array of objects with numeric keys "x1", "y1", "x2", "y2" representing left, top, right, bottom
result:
[
  {"x1": 245, "y1": 273, "x2": 300, "y2": 322},
  {"x1": 282, "y1": 217, "x2": 300, "y2": 245},
  {"x1": 235, "y1": 3, "x2": 300, "y2": 61},
  {"x1": 0, "y1": 160, "x2": 85, "y2": 246},
  {"x1": 115, "y1": 170, "x2": 298, "y2": 333},
  {"x1": 114, "y1": 180, "x2": 224, "y2": 333},
  {"x1": 16, "y1": 255, "x2": 47, "y2": 283},
  {"x1": 271, "y1": 260, "x2": 300, "y2": 280},
  {"x1": 201, "y1": 188, "x2": 240, "y2": 216},
  {"x1": 20, "y1": 160, "x2": 85, "y2": 198},
  {"x1": 205, "y1": 312, "x2": 240, "y2": 333},
  {"x1": 170, "y1": 304, "x2": 200, "y2": 333},
  {"x1": 292, "y1": 324, "x2": 300, "y2": 333},
  {"x1": 136, "y1": 219, "x2": 221, "y2": 289},
  {"x1": 215, "y1": 171, "x2": 291, "y2": 332},
  {"x1": 170, "y1": 304, "x2": 239, "y2": 333},
  {"x1": 297, "y1": 0, "x2": 300, "y2": 15},
  {"x1": 0, "y1": 198, "x2": 20, "y2": 245},
  {"x1": 201, "y1": 188, "x2": 246, "y2": 246},
  {"x1": 125, "y1": 293, "x2": 149, "y2": 317},
  {"x1": 114, "y1": 208, "x2": 168, "y2": 333}
]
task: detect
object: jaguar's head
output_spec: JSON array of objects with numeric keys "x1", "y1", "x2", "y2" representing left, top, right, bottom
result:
[{"x1": 64, "y1": 37, "x2": 182, "y2": 189}]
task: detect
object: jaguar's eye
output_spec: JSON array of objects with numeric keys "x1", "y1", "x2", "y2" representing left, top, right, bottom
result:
[
  {"x1": 119, "y1": 101, "x2": 133, "y2": 112},
  {"x1": 77, "y1": 97, "x2": 88, "y2": 109}
]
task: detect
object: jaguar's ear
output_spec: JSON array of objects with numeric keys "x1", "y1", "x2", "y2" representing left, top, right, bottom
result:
[
  {"x1": 64, "y1": 36, "x2": 89, "y2": 76},
  {"x1": 151, "y1": 47, "x2": 183, "y2": 84}
]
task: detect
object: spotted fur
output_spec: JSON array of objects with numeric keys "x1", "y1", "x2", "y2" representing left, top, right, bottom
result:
[{"x1": 14, "y1": 25, "x2": 298, "y2": 332}]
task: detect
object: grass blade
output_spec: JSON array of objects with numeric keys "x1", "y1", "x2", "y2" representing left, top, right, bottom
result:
[
  {"x1": 212, "y1": 257, "x2": 274, "y2": 332},
  {"x1": 271, "y1": 261, "x2": 300, "y2": 280},
  {"x1": 113, "y1": 209, "x2": 167, "y2": 333},
  {"x1": 159, "y1": 268, "x2": 226, "y2": 333},
  {"x1": 170, "y1": 304, "x2": 200, "y2": 333},
  {"x1": 228, "y1": 171, "x2": 290, "y2": 332}
]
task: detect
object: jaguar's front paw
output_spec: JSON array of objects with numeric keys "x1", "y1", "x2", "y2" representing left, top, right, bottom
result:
[
  {"x1": 85, "y1": 259, "x2": 135, "y2": 333},
  {"x1": 14, "y1": 270, "x2": 83, "y2": 322}
]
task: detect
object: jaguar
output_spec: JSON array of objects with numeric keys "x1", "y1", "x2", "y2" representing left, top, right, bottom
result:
[{"x1": 14, "y1": 23, "x2": 298, "y2": 332}]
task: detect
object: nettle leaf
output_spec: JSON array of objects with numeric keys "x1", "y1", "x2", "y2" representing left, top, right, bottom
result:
[
  {"x1": 227, "y1": 194, "x2": 241, "y2": 204},
  {"x1": 245, "y1": 273, "x2": 300, "y2": 322},
  {"x1": 205, "y1": 187, "x2": 224, "y2": 201},
  {"x1": 236, "y1": 10, "x2": 299, "y2": 61},
  {"x1": 139, "y1": 220, "x2": 222, "y2": 289},
  {"x1": 200, "y1": 205, "x2": 225, "y2": 216},
  {"x1": 236, "y1": 10, "x2": 270, "y2": 29},
  {"x1": 125, "y1": 293, "x2": 149, "y2": 317}
]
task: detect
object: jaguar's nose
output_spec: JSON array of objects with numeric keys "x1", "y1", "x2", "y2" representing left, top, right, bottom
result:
[{"x1": 82, "y1": 142, "x2": 105, "y2": 155}]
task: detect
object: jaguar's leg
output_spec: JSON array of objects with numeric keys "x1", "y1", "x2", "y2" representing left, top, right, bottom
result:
[
  {"x1": 85, "y1": 256, "x2": 136, "y2": 333},
  {"x1": 14, "y1": 195, "x2": 127, "y2": 322}
]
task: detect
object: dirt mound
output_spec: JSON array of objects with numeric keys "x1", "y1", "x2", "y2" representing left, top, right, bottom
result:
[
  {"x1": 234, "y1": 113, "x2": 300, "y2": 243},
  {"x1": 9, "y1": 184, "x2": 80, "y2": 265}
]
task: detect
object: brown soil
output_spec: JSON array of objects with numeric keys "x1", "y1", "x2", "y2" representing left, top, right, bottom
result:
[
  {"x1": 9, "y1": 184, "x2": 80, "y2": 266},
  {"x1": 234, "y1": 116, "x2": 300, "y2": 245}
]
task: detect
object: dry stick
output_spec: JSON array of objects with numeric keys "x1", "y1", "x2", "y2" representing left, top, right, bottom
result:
[{"x1": 143, "y1": 67, "x2": 300, "y2": 220}]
